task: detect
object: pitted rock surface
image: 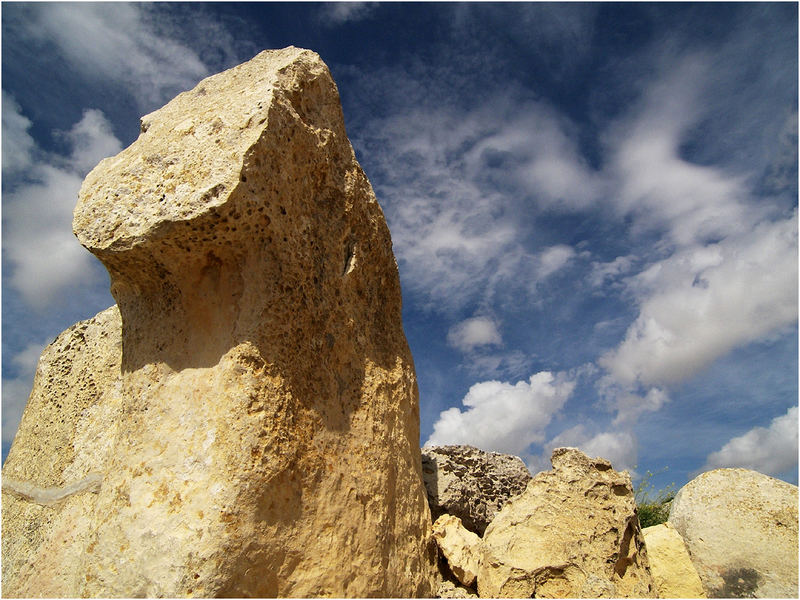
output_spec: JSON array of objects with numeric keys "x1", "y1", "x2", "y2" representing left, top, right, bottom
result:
[
  {"x1": 669, "y1": 468, "x2": 798, "y2": 598},
  {"x1": 3, "y1": 47, "x2": 435, "y2": 598},
  {"x1": 421, "y1": 445, "x2": 531, "y2": 535},
  {"x1": 2, "y1": 307, "x2": 122, "y2": 596},
  {"x1": 478, "y1": 447, "x2": 656, "y2": 598}
]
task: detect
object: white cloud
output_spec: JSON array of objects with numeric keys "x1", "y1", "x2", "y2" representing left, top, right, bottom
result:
[
  {"x1": 11, "y1": 342, "x2": 47, "y2": 374},
  {"x1": 447, "y1": 316, "x2": 502, "y2": 352},
  {"x1": 12, "y1": 4, "x2": 212, "y2": 110},
  {"x1": 464, "y1": 350, "x2": 532, "y2": 380},
  {"x1": 463, "y1": 106, "x2": 605, "y2": 211},
  {"x1": 364, "y1": 108, "x2": 525, "y2": 309},
  {"x1": 2, "y1": 91, "x2": 35, "y2": 176},
  {"x1": 609, "y1": 387, "x2": 670, "y2": 426},
  {"x1": 760, "y1": 111, "x2": 798, "y2": 195},
  {"x1": 535, "y1": 245, "x2": 576, "y2": 279},
  {"x1": 354, "y1": 41, "x2": 795, "y2": 449},
  {"x1": 589, "y1": 53, "x2": 798, "y2": 427},
  {"x1": 613, "y1": 128, "x2": 754, "y2": 249},
  {"x1": 2, "y1": 342, "x2": 46, "y2": 450},
  {"x1": 361, "y1": 99, "x2": 588, "y2": 312},
  {"x1": 57, "y1": 109, "x2": 124, "y2": 176},
  {"x1": 575, "y1": 430, "x2": 638, "y2": 474},
  {"x1": 320, "y1": 2, "x2": 379, "y2": 25},
  {"x1": 600, "y1": 213, "x2": 798, "y2": 389},
  {"x1": 2, "y1": 378, "x2": 33, "y2": 451},
  {"x1": 701, "y1": 406, "x2": 798, "y2": 477},
  {"x1": 604, "y1": 54, "x2": 766, "y2": 249},
  {"x1": 530, "y1": 424, "x2": 639, "y2": 475},
  {"x1": 3, "y1": 105, "x2": 122, "y2": 309},
  {"x1": 425, "y1": 371, "x2": 575, "y2": 456},
  {"x1": 589, "y1": 255, "x2": 635, "y2": 288},
  {"x1": 357, "y1": 48, "x2": 796, "y2": 444}
]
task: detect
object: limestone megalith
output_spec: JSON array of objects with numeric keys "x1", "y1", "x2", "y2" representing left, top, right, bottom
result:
[{"x1": 3, "y1": 47, "x2": 436, "y2": 597}]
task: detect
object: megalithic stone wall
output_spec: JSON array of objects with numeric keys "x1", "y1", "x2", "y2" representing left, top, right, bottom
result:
[{"x1": 2, "y1": 47, "x2": 436, "y2": 597}]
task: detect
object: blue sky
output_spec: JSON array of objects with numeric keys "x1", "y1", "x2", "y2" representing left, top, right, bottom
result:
[{"x1": 2, "y1": 3, "x2": 797, "y2": 492}]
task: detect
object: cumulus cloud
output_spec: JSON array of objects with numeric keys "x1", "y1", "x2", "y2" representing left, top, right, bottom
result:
[
  {"x1": 447, "y1": 316, "x2": 502, "y2": 352},
  {"x1": 701, "y1": 406, "x2": 798, "y2": 477},
  {"x1": 425, "y1": 371, "x2": 575, "y2": 456},
  {"x1": 572, "y1": 429, "x2": 637, "y2": 474},
  {"x1": 2, "y1": 100, "x2": 121, "y2": 309}
]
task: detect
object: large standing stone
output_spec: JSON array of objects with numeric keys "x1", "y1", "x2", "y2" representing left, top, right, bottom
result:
[
  {"x1": 668, "y1": 468, "x2": 798, "y2": 598},
  {"x1": 421, "y1": 445, "x2": 531, "y2": 535},
  {"x1": 2, "y1": 47, "x2": 436, "y2": 597},
  {"x1": 642, "y1": 522, "x2": 706, "y2": 598},
  {"x1": 478, "y1": 447, "x2": 655, "y2": 598}
]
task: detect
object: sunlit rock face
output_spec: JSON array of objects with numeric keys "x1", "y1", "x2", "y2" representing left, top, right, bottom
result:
[
  {"x1": 3, "y1": 46, "x2": 436, "y2": 598},
  {"x1": 669, "y1": 468, "x2": 798, "y2": 598},
  {"x1": 642, "y1": 522, "x2": 706, "y2": 599},
  {"x1": 478, "y1": 447, "x2": 656, "y2": 598},
  {"x1": 432, "y1": 513, "x2": 483, "y2": 588},
  {"x1": 2, "y1": 306, "x2": 123, "y2": 597}
]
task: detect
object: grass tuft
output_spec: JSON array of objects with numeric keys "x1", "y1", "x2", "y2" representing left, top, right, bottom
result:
[{"x1": 634, "y1": 468, "x2": 675, "y2": 529}]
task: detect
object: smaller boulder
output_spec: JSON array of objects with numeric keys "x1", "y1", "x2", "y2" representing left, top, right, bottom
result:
[
  {"x1": 642, "y1": 522, "x2": 706, "y2": 598},
  {"x1": 432, "y1": 514, "x2": 483, "y2": 588},
  {"x1": 668, "y1": 468, "x2": 798, "y2": 598},
  {"x1": 478, "y1": 447, "x2": 655, "y2": 598},
  {"x1": 421, "y1": 445, "x2": 531, "y2": 535}
]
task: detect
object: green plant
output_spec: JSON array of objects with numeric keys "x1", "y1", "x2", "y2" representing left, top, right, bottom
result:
[{"x1": 634, "y1": 468, "x2": 675, "y2": 529}]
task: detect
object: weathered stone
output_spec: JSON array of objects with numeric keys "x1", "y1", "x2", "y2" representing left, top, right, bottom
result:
[
  {"x1": 422, "y1": 444, "x2": 531, "y2": 535},
  {"x1": 2, "y1": 306, "x2": 122, "y2": 597},
  {"x1": 642, "y1": 522, "x2": 706, "y2": 598},
  {"x1": 432, "y1": 514, "x2": 482, "y2": 588},
  {"x1": 478, "y1": 447, "x2": 656, "y2": 598},
  {"x1": 436, "y1": 577, "x2": 480, "y2": 599},
  {"x1": 668, "y1": 468, "x2": 798, "y2": 598},
  {"x1": 3, "y1": 47, "x2": 436, "y2": 597}
]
